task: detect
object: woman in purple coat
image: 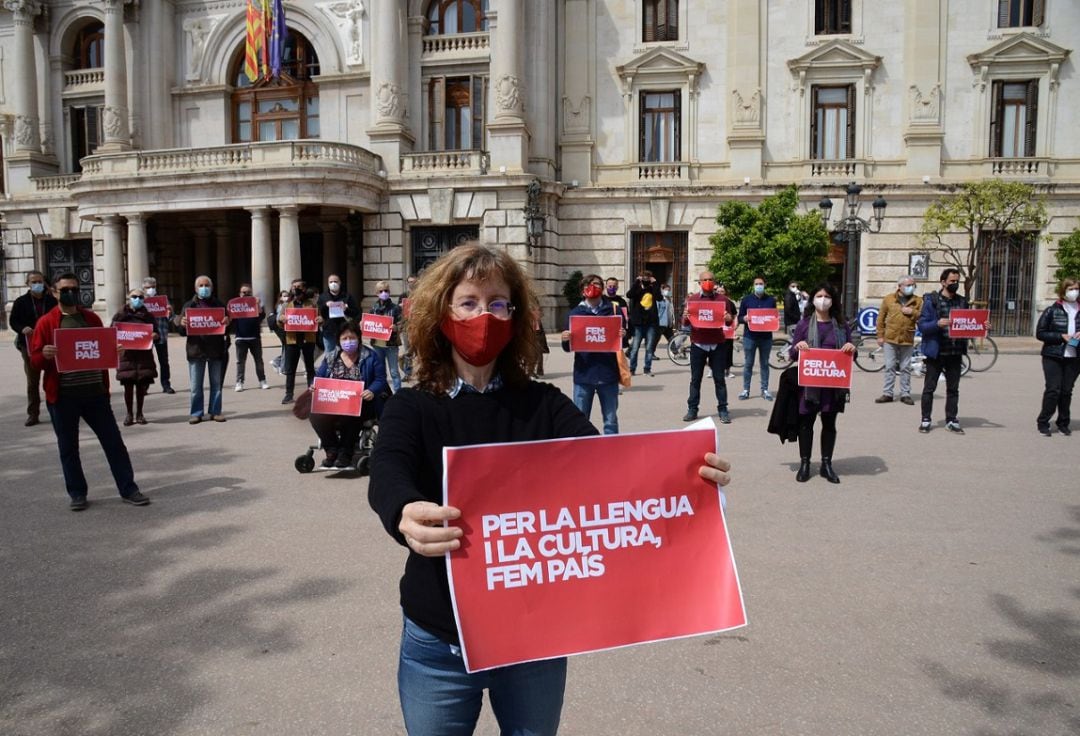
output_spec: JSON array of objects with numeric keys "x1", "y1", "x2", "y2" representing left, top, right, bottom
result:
[
  {"x1": 112, "y1": 288, "x2": 158, "y2": 425},
  {"x1": 788, "y1": 283, "x2": 856, "y2": 484}
]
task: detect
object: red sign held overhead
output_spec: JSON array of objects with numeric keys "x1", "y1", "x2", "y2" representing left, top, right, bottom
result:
[
  {"x1": 310, "y1": 377, "x2": 365, "y2": 417},
  {"x1": 227, "y1": 297, "x2": 260, "y2": 319},
  {"x1": 568, "y1": 315, "x2": 622, "y2": 352},
  {"x1": 360, "y1": 313, "x2": 395, "y2": 341},
  {"x1": 54, "y1": 327, "x2": 119, "y2": 373},
  {"x1": 948, "y1": 308, "x2": 990, "y2": 338},
  {"x1": 185, "y1": 308, "x2": 227, "y2": 336},
  {"x1": 687, "y1": 302, "x2": 728, "y2": 330},
  {"x1": 115, "y1": 322, "x2": 154, "y2": 351},
  {"x1": 745, "y1": 309, "x2": 780, "y2": 332},
  {"x1": 797, "y1": 348, "x2": 853, "y2": 389},
  {"x1": 444, "y1": 427, "x2": 746, "y2": 673},
  {"x1": 284, "y1": 307, "x2": 318, "y2": 332},
  {"x1": 143, "y1": 296, "x2": 169, "y2": 318}
]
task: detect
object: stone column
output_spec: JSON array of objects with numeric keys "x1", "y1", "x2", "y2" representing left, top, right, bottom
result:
[
  {"x1": 215, "y1": 227, "x2": 234, "y2": 297},
  {"x1": 248, "y1": 207, "x2": 274, "y2": 313},
  {"x1": 102, "y1": 215, "x2": 126, "y2": 318},
  {"x1": 560, "y1": 0, "x2": 594, "y2": 185},
  {"x1": 100, "y1": 0, "x2": 131, "y2": 151},
  {"x1": 5, "y1": 0, "x2": 41, "y2": 154},
  {"x1": 278, "y1": 206, "x2": 302, "y2": 291},
  {"x1": 903, "y1": 0, "x2": 945, "y2": 179},
  {"x1": 367, "y1": 0, "x2": 413, "y2": 174},
  {"x1": 126, "y1": 214, "x2": 148, "y2": 291},
  {"x1": 726, "y1": 0, "x2": 764, "y2": 182},
  {"x1": 194, "y1": 229, "x2": 212, "y2": 277},
  {"x1": 321, "y1": 223, "x2": 340, "y2": 285},
  {"x1": 487, "y1": 0, "x2": 529, "y2": 172}
]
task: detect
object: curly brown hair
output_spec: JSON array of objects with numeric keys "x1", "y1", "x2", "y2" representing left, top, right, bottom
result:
[{"x1": 405, "y1": 243, "x2": 541, "y2": 394}]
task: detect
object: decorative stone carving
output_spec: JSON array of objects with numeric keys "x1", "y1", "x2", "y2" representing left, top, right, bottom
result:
[
  {"x1": 14, "y1": 113, "x2": 38, "y2": 147},
  {"x1": 495, "y1": 74, "x2": 522, "y2": 113},
  {"x1": 102, "y1": 105, "x2": 128, "y2": 139},
  {"x1": 563, "y1": 96, "x2": 590, "y2": 134},
  {"x1": 909, "y1": 84, "x2": 941, "y2": 124},
  {"x1": 183, "y1": 17, "x2": 213, "y2": 81},
  {"x1": 2, "y1": 0, "x2": 41, "y2": 20},
  {"x1": 732, "y1": 89, "x2": 761, "y2": 126},
  {"x1": 320, "y1": 1, "x2": 366, "y2": 66},
  {"x1": 375, "y1": 81, "x2": 404, "y2": 121}
]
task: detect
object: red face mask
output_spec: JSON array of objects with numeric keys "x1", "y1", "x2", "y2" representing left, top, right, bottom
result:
[
  {"x1": 440, "y1": 312, "x2": 515, "y2": 367},
  {"x1": 583, "y1": 284, "x2": 603, "y2": 299},
  {"x1": 700, "y1": 280, "x2": 715, "y2": 293}
]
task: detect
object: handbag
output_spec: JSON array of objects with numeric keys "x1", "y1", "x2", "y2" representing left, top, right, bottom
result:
[
  {"x1": 291, "y1": 388, "x2": 313, "y2": 420},
  {"x1": 616, "y1": 350, "x2": 632, "y2": 388}
]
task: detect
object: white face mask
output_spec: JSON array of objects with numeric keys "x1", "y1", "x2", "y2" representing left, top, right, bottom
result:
[
  {"x1": 1065, "y1": 289, "x2": 1079, "y2": 303},
  {"x1": 790, "y1": 286, "x2": 799, "y2": 294},
  {"x1": 814, "y1": 297, "x2": 832, "y2": 312},
  {"x1": 144, "y1": 287, "x2": 156, "y2": 297},
  {"x1": 328, "y1": 281, "x2": 341, "y2": 293},
  {"x1": 901, "y1": 285, "x2": 915, "y2": 296}
]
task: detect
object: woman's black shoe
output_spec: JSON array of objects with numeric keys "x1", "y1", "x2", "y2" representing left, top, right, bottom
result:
[
  {"x1": 796, "y1": 458, "x2": 811, "y2": 483},
  {"x1": 820, "y1": 458, "x2": 840, "y2": 484}
]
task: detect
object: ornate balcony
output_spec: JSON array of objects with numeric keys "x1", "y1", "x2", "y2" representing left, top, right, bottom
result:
[
  {"x1": 988, "y1": 157, "x2": 1048, "y2": 177},
  {"x1": 31, "y1": 174, "x2": 82, "y2": 194},
  {"x1": 810, "y1": 159, "x2": 862, "y2": 178},
  {"x1": 63, "y1": 68, "x2": 105, "y2": 91},
  {"x1": 421, "y1": 32, "x2": 490, "y2": 63},
  {"x1": 636, "y1": 162, "x2": 688, "y2": 182},
  {"x1": 400, "y1": 150, "x2": 489, "y2": 177}
]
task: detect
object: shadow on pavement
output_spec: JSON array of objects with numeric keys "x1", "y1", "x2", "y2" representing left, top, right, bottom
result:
[{"x1": 956, "y1": 415, "x2": 1006, "y2": 429}]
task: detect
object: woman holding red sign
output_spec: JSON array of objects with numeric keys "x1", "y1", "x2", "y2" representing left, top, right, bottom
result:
[
  {"x1": 111, "y1": 289, "x2": 158, "y2": 426},
  {"x1": 789, "y1": 284, "x2": 856, "y2": 484},
  {"x1": 369, "y1": 243, "x2": 732, "y2": 736}
]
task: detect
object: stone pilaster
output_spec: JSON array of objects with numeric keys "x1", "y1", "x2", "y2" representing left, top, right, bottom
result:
[
  {"x1": 560, "y1": 0, "x2": 594, "y2": 186},
  {"x1": 99, "y1": 0, "x2": 131, "y2": 151},
  {"x1": 903, "y1": 0, "x2": 945, "y2": 179},
  {"x1": 726, "y1": 0, "x2": 764, "y2": 182},
  {"x1": 101, "y1": 215, "x2": 126, "y2": 318},
  {"x1": 278, "y1": 206, "x2": 301, "y2": 291},
  {"x1": 5, "y1": 0, "x2": 41, "y2": 154},
  {"x1": 487, "y1": 1, "x2": 529, "y2": 173},
  {"x1": 367, "y1": 0, "x2": 413, "y2": 174},
  {"x1": 248, "y1": 208, "x2": 274, "y2": 313}
]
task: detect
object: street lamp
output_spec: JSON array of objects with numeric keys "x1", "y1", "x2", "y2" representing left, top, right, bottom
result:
[
  {"x1": 818, "y1": 182, "x2": 887, "y2": 318},
  {"x1": 523, "y1": 179, "x2": 545, "y2": 254}
]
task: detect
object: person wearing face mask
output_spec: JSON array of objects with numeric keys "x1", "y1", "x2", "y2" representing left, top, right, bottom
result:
[
  {"x1": 30, "y1": 273, "x2": 149, "y2": 510},
  {"x1": 142, "y1": 276, "x2": 174, "y2": 394},
  {"x1": 370, "y1": 244, "x2": 732, "y2": 735},
  {"x1": 561, "y1": 273, "x2": 623, "y2": 434},
  {"x1": 680, "y1": 271, "x2": 735, "y2": 424},
  {"x1": 655, "y1": 283, "x2": 674, "y2": 356},
  {"x1": 111, "y1": 289, "x2": 159, "y2": 425},
  {"x1": 875, "y1": 275, "x2": 923, "y2": 405},
  {"x1": 310, "y1": 321, "x2": 387, "y2": 468},
  {"x1": 917, "y1": 268, "x2": 986, "y2": 434},
  {"x1": 783, "y1": 281, "x2": 802, "y2": 335},
  {"x1": 370, "y1": 280, "x2": 404, "y2": 392},
  {"x1": 177, "y1": 275, "x2": 231, "y2": 424},
  {"x1": 788, "y1": 283, "x2": 856, "y2": 483},
  {"x1": 277, "y1": 278, "x2": 320, "y2": 405},
  {"x1": 605, "y1": 277, "x2": 630, "y2": 350},
  {"x1": 317, "y1": 274, "x2": 360, "y2": 355},
  {"x1": 737, "y1": 276, "x2": 778, "y2": 401},
  {"x1": 1035, "y1": 277, "x2": 1080, "y2": 436},
  {"x1": 9, "y1": 270, "x2": 58, "y2": 426},
  {"x1": 626, "y1": 270, "x2": 663, "y2": 376},
  {"x1": 231, "y1": 284, "x2": 270, "y2": 392}
]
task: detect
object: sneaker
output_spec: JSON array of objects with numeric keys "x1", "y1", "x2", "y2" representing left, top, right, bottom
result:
[
  {"x1": 719, "y1": 411, "x2": 732, "y2": 425},
  {"x1": 163, "y1": 386, "x2": 176, "y2": 394},
  {"x1": 1038, "y1": 425, "x2": 1052, "y2": 437},
  {"x1": 946, "y1": 421, "x2": 965, "y2": 435},
  {"x1": 874, "y1": 395, "x2": 893, "y2": 404},
  {"x1": 210, "y1": 414, "x2": 227, "y2": 422},
  {"x1": 281, "y1": 395, "x2": 294, "y2": 405},
  {"x1": 1060, "y1": 426, "x2": 1072, "y2": 437},
  {"x1": 644, "y1": 371, "x2": 654, "y2": 377},
  {"x1": 122, "y1": 491, "x2": 151, "y2": 506},
  {"x1": 69, "y1": 496, "x2": 89, "y2": 511},
  {"x1": 235, "y1": 382, "x2": 244, "y2": 392},
  {"x1": 761, "y1": 390, "x2": 774, "y2": 401},
  {"x1": 189, "y1": 416, "x2": 202, "y2": 425},
  {"x1": 900, "y1": 396, "x2": 914, "y2": 405},
  {"x1": 319, "y1": 452, "x2": 338, "y2": 470},
  {"x1": 725, "y1": 371, "x2": 734, "y2": 380},
  {"x1": 682, "y1": 411, "x2": 698, "y2": 422},
  {"x1": 738, "y1": 390, "x2": 750, "y2": 400},
  {"x1": 918, "y1": 420, "x2": 931, "y2": 433},
  {"x1": 260, "y1": 380, "x2": 270, "y2": 390}
]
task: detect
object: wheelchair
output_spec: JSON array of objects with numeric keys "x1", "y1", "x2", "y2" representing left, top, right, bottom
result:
[{"x1": 294, "y1": 418, "x2": 378, "y2": 475}]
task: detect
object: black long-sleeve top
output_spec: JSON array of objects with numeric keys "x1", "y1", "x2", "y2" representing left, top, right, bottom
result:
[
  {"x1": 369, "y1": 381, "x2": 598, "y2": 644},
  {"x1": 9, "y1": 291, "x2": 58, "y2": 350}
]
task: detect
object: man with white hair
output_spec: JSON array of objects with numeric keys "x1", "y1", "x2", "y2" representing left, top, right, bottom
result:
[
  {"x1": 142, "y1": 276, "x2": 174, "y2": 394},
  {"x1": 875, "y1": 274, "x2": 923, "y2": 405},
  {"x1": 176, "y1": 275, "x2": 230, "y2": 423}
]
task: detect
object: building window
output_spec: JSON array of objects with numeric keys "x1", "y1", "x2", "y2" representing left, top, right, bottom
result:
[
  {"x1": 426, "y1": 0, "x2": 489, "y2": 34},
  {"x1": 811, "y1": 85, "x2": 854, "y2": 159},
  {"x1": 230, "y1": 31, "x2": 320, "y2": 142},
  {"x1": 997, "y1": 0, "x2": 1044, "y2": 28},
  {"x1": 639, "y1": 90, "x2": 681, "y2": 162},
  {"x1": 990, "y1": 80, "x2": 1037, "y2": 158},
  {"x1": 428, "y1": 75, "x2": 486, "y2": 150},
  {"x1": 70, "y1": 105, "x2": 102, "y2": 171},
  {"x1": 815, "y1": 0, "x2": 852, "y2": 35},
  {"x1": 643, "y1": 0, "x2": 678, "y2": 42},
  {"x1": 74, "y1": 22, "x2": 104, "y2": 69}
]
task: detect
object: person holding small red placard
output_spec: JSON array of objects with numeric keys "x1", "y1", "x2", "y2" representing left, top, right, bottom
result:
[
  {"x1": 561, "y1": 273, "x2": 623, "y2": 434},
  {"x1": 788, "y1": 284, "x2": 855, "y2": 483},
  {"x1": 142, "y1": 277, "x2": 175, "y2": 394},
  {"x1": 370, "y1": 280, "x2": 404, "y2": 393},
  {"x1": 277, "y1": 279, "x2": 319, "y2": 405},
  {"x1": 111, "y1": 288, "x2": 158, "y2": 426},
  {"x1": 737, "y1": 276, "x2": 778, "y2": 401},
  {"x1": 30, "y1": 273, "x2": 148, "y2": 510},
  {"x1": 680, "y1": 270, "x2": 735, "y2": 424},
  {"x1": 231, "y1": 284, "x2": 269, "y2": 392},
  {"x1": 177, "y1": 275, "x2": 231, "y2": 424}
]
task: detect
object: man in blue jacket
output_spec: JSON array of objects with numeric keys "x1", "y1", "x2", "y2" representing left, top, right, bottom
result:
[
  {"x1": 561, "y1": 273, "x2": 623, "y2": 434},
  {"x1": 737, "y1": 276, "x2": 777, "y2": 400}
]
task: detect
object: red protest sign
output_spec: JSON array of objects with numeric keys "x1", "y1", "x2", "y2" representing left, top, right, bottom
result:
[
  {"x1": 445, "y1": 427, "x2": 746, "y2": 673},
  {"x1": 360, "y1": 313, "x2": 394, "y2": 341},
  {"x1": 115, "y1": 322, "x2": 154, "y2": 351},
  {"x1": 401, "y1": 298, "x2": 412, "y2": 319},
  {"x1": 310, "y1": 377, "x2": 365, "y2": 416},
  {"x1": 568, "y1": 315, "x2": 622, "y2": 352},
  {"x1": 144, "y1": 296, "x2": 169, "y2": 318},
  {"x1": 687, "y1": 302, "x2": 727, "y2": 330},
  {"x1": 723, "y1": 323, "x2": 738, "y2": 340},
  {"x1": 948, "y1": 308, "x2": 990, "y2": 338},
  {"x1": 745, "y1": 308, "x2": 780, "y2": 332},
  {"x1": 284, "y1": 307, "x2": 318, "y2": 332},
  {"x1": 185, "y1": 308, "x2": 227, "y2": 335},
  {"x1": 54, "y1": 327, "x2": 119, "y2": 373},
  {"x1": 797, "y1": 348, "x2": 853, "y2": 389},
  {"x1": 227, "y1": 297, "x2": 259, "y2": 319}
]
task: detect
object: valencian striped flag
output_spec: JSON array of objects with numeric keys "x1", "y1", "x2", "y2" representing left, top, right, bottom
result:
[{"x1": 243, "y1": 0, "x2": 265, "y2": 82}]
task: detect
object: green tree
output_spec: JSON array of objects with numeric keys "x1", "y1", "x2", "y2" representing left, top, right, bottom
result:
[
  {"x1": 707, "y1": 185, "x2": 831, "y2": 299},
  {"x1": 1054, "y1": 224, "x2": 1080, "y2": 282},
  {"x1": 919, "y1": 180, "x2": 1048, "y2": 298},
  {"x1": 561, "y1": 270, "x2": 584, "y2": 309}
]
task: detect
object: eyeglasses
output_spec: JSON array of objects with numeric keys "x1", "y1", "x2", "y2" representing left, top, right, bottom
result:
[{"x1": 450, "y1": 298, "x2": 515, "y2": 320}]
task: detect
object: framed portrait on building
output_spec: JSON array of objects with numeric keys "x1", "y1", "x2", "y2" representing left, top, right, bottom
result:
[{"x1": 909, "y1": 252, "x2": 929, "y2": 280}]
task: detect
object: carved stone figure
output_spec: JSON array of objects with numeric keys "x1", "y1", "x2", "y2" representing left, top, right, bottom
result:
[
  {"x1": 102, "y1": 105, "x2": 128, "y2": 140},
  {"x1": 909, "y1": 84, "x2": 941, "y2": 123},
  {"x1": 14, "y1": 113, "x2": 38, "y2": 148},
  {"x1": 732, "y1": 89, "x2": 761, "y2": 125},
  {"x1": 184, "y1": 18, "x2": 211, "y2": 81},
  {"x1": 322, "y1": 0, "x2": 365, "y2": 65},
  {"x1": 563, "y1": 96, "x2": 591, "y2": 134},
  {"x1": 495, "y1": 74, "x2": 522, "y2": 114},
  {"x1": 375, "y1": 81, "x2": 404, "y2": 121}
]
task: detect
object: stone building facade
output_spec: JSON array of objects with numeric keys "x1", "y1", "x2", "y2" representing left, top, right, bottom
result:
[{"x1": 0, "y1": 0, "x2": 1077, "y2": 334}]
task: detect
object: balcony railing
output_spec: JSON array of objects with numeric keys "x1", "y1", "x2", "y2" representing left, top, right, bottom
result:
[
  {"x1": 31, "y1": 174, "x2": 82, "y2": 193},
  {"x1": 421, "y1": 32, "x2": 490, "y2": 61},
  {"x1": 989, "y1": 157, "x2": 1046, "y2": 176},
  {"x1": 636, "y1": 162, "x2": 687, "y2": 182},
  {"x1": 64, "y1": 68, "x2": 105, "y2": 89},
  {"x1": 810, "y1": 159, "x2": 860, "y2": 178},
  {"x1": 401, "y1": 150, "x2": 489, "y2": 176}
]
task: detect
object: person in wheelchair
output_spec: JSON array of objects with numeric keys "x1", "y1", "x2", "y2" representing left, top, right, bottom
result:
[{"x1": 311, "y1": 320, "x2": 387, "y2": 469}]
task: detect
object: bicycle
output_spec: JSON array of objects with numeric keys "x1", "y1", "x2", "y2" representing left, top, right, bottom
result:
[
  {"x1": 667, "y1": 328, "x2": 743, "y2": 372},
  {"x1": 965, "y1": 335, "x2": 999, "y2": 372}
]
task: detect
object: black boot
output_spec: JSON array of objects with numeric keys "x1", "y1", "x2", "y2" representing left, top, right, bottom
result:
[
  {"x1": 820, "y1": 457, "x2": 840, "y2": 484},
  {"x1": 796, "y1": 458, "x2": 811, "y2": 482}
]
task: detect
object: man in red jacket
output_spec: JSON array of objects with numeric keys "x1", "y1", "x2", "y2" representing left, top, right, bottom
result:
[{"x1": 30, "y1": 273, "x2": 149, "y2": 511}]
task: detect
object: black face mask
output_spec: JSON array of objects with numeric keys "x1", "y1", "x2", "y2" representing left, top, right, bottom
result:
[
  {"x1": 944, "y1": 282, "x2": 959, "y2": 294},
  {"x1": 293, "y1": 288, "x2": 305, "y2": 298},
  {"x1": 59, "y1": 288, "x2": 79, "y2": 307}
]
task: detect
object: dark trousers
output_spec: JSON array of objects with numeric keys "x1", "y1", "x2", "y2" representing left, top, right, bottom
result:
[
  {"x1": 687, "y1": 344, "x2": 728, "y2": 414},
  {"x1": 283, "y1": 342, "x2": 316, "y2": 396},
  {"x1": 798, "y1": 410, "x2": 838, "y2": 459},
  {"x1": 19, "y1": 345, "x2": 42, "y2": 419},
  {"x1": 921, "y1": 354, "x2": 964, "y2": 423},
  {"x1": 235, "y1": 339, "x2": 266, "y2": 383},
  {"x1": 309, "y1": 403, "x2": 376, "y2": 454},
  {"x1": 1037, "y1": 356, "x2": 1080, "y2": 429},
  {"x1": 153, "y1": 331, "x2": 171, "y2": 389},
  {"x1": 46, "y1": 393, "x2": 139, "y2": 500}
]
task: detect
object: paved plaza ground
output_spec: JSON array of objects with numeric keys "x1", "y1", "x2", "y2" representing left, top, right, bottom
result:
[{"x1": 0, "y1": 334, "x2": 1076, "y2": 736}]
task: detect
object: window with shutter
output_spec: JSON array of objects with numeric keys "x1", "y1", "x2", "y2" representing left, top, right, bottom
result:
[
  {"x1": 997, "y1": 0, "x2": 1039, "y2": 28},
  {"x1": 643, "y1": 0, "x2": 678, "y2": 42},
  {"x1": 845, "y1": 84, "x2": 856, "y2": 159},
  {"x1": 1032, "y1": 0, "x2": 1045, "y2": 26},
  {"x1": 815, "y1": 0, "x2": 852, "y2": 35},
  {"x1": 811, "y1": 85, "x2": 851, "y2": 159},
  {"x1": 995, "y1": 80, "x2": 1034, "y2": 158},
  {"x1": 989, "y1": 80, "x2": 1004, "y2": 157},
  {"x1": 640, "y1": 91, "x2": 681, "y2": 162},
  {"x1": 1024, "y1": 79, "x2": 1038, "y2": 157}
]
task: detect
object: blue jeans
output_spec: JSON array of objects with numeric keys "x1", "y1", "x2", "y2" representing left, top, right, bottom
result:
[
  {"x1": 189, "y1": 358, "x2": 225, "y2": 417},
  {"x1": 628, "y1": 324, "x2": 658, "y2": 373},
  {"x1": 573, "y1": 381, "x2": 619, "y2": 434},
  {"x1": 742, "y1": 333, "x2": 772, "y2": 392},
  {"x1": 687, "y1": 344, "x2": 728, "y2": 414},
  {"x1": 374, "y1": 345, "x2": 401, "y2": 392},
  {"x1": 46, "y1": 393, "x2": 139, "y2": 500},
  {"x1": 398, "y1": 616, "x2": 566, "y2": 736}
]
